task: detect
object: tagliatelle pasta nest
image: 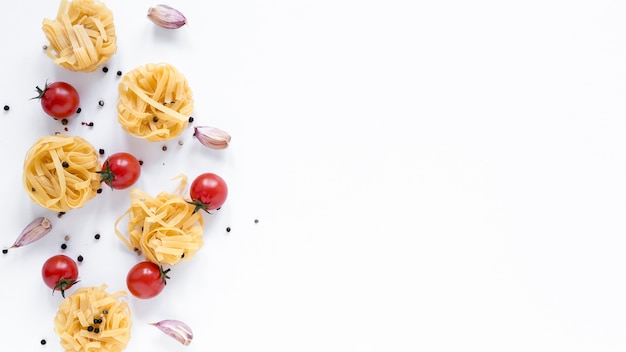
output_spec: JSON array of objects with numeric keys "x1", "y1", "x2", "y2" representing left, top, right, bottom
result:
[
  {"x1": 54, "y1": 285, "x2": 131, "y2": 352},
  {"x1": 42, "y1": 0, "x2": 117, "y2": 72},
  {"x1": 115, "y1": 175, "x2": 204, "y2": 266},
  {"x1": 117, "y1": 63, "x2": 194, "y2": 142},
  {"x1": 23, "y1": 135, "x2": 101, "y2": 212}
]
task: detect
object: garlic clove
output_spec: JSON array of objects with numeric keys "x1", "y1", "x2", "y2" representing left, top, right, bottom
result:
[
  {"x1": 147, "y1": 4, "x2": 187, "y2": 29},
  {"x1": 150, "y1": 319, "x2": 193, "y2": 345},
  {"x1": 10, "y1": 217, "x2": 53, "y2": 248},
  {"x1": 193, "y1": 126, "x2": 231, "y2": 150}
]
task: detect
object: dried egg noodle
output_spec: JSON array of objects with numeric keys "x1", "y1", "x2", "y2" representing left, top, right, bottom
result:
[
  {"x1": 23, "y1": 135, "x2": 101, "y2": 212},
  {"x1": 117, "y1": 63, "x2": 193, "y2": 141},
  {"x1": 42, "y1": 0, "x2": 117, "y2": 72},
  {"x1": 54, "y1": 285, "x2": 131, "y2": 352},
  {"x1": 115, "y1": 176, "x2": 204, "y2": 266}
]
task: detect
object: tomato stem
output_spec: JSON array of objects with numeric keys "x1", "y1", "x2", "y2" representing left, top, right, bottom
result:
[
  {"x1": 160, "y1": 266, "x2": 171, "y2": 286},
  {"x1": 31, "y1": 80, "x2": 50, "y2": 100},
  {"x1": 96, "y1": 159, "x2": 116, "y2": 189},
  {"x1": 186, "y1": 200, "x2": 212, "y2": 214},
  {"x1": 53, "y1": 277, "x2": 79, "y2": 298}
]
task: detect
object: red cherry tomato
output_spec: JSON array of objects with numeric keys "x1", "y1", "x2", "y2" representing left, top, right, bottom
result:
[
  {"x1": 126, "y1": 261, "x2": 169, "y2": 299},
  {"x1": 98, "y1": 152, "x2": 141, "y2": 190},
  {"x1": 41, "y1": 254, "x2": 79, "y2": 298},
  {"x1": 189, "y1": 172, "x2": 228, "y2": 213},
  {"x1": 33, "y1": 81, "x2": 80, "y2": 119}
]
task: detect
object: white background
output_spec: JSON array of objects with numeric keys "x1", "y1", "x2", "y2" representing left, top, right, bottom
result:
[{"x1": 0, "y1": 0, "x2": 625, "y2": 351}]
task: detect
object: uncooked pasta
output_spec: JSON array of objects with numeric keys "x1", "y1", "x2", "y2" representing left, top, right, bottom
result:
[
  {"x1": 115, "y1": 176, "x2": 204, "y2": 266},
  {"x1": 23, "y1": 135, "x2": 101, "y2": 212},
  {"x1": 117, "y1": 63, "x2": 193, "y2": 142},
  {"x1": 42, "y1": 0, "x2": 117, "y2": 72},
  {"x1": 54, "y1": 285, "x2": 131, "y2": 352}
]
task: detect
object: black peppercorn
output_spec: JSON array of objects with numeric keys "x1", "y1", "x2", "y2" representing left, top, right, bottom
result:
[
  {"x1": 226, "y1": 227, "x2": 231, "y2": 233},
  {"x1": 97, "y1": 188, "x2": 103, "y2": 194},
  {"x1": 62, "y1": 161, "x2": 69, "y2": 168},
  {"x1": 94, "y1": 328, "x2": 100, "y2": 333},
  {"x1": 99, "y1": 148, "x2": 105, "y2": 155},
  {"x1": 98, "y1": 100, "x2": 104, "y2": 107},
  {"x1": 102, "y1": 66, "x2": 109, "y2": 73},
  {"x1": 2, "y1": 249, "x2": 8, "y2": 254},
  {"x1": 77, "y1": 255, "x2": 83, "y2": 262},
  {"x1": 40, "y1": 339, "x2": 46, "y2": 345},
  {"x1": 188, "y1": 116, "x2": 194, "y2": 123},
  {"x1": 153, "y1": 116, "x2": 159, "y2": 122},
  {"x1": 3, "y1": 105, "x2": 9, "y2": 111},
  {"x1": 61, "y1": 243, "x2": 67, "y2": 250},
  {"x1": 87, "y1": 326, "x2": 94, "y2": 332},
  {"x1": 76, "y1": 107, "x2": 82, "y2": 113},
  {"x1": 117, "y1": 70, "x2": 122, "y2": 76},
  {"x1": 95, "y1": 234, "x2": 101, "y2": 240},
  {"x1": 61, "y1": 118, "x2": 68, "y2": 125}
]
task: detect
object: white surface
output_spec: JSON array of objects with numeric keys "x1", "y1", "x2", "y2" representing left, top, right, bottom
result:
[{"x1": 1, "y1": 0, "x2": 626, "y2": 351}]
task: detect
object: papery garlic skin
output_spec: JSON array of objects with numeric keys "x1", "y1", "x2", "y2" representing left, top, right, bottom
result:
[
  {"x1": 147, "y1": 4, "x2": 187, "y2": 29},
  {"x1": 10, "y1": 217, "x2": 53, "y2": 248},
  {"x1": 193, "y1": 126, "x2": 231, "y2": 149},
  {"x1": 151, "y1": 319, "x2": 193, "y2": 346}
]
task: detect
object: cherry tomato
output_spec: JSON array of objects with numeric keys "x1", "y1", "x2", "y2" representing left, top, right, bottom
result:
[
  {"x1": 189, "y1": 172, "x2": 228, "y2": 213},
  {"x1": 98, "y1": 152, "x2": 141, "y2": 190},
  {"x1": 126, "y1": 261, "x2": 170, "y2": 299},
  {"x1": 33, "y1": 81, "x2": 80, "y2": 119},
  {"x1": 41, "y1": 254, "x2": 79, "y2": 298}
]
